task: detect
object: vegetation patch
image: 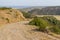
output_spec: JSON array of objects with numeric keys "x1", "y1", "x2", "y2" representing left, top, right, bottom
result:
[
  {"x1": 29, "y1": 16, "x2": 60, "y2": 34},
  {"x1": 0, "y1": 7, "x2": 11, "y2": 10},
  {"x1": 21, "y1": 11, "x2": 31, "y2": 18}
]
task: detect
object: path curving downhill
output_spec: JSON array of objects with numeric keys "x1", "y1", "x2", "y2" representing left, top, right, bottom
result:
[{"x1": 0, "y1": 21, "x2": 60, "y2": 40}]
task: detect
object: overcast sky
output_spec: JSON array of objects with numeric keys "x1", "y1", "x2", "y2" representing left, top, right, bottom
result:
[{"x1": 0, "y1": 0, "x2": 60, "y2": 6}]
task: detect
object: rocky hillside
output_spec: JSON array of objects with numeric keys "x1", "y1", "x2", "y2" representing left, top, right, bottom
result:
[
  {"x1": 27, "y1": 6, "x2": 60, "y2": 15},
  {"x1": 0, "y1": 8, "x2": 25, "y2": 25},
  {"x1": 20, "y1": 6, "x2": 45, "y2": 12}
]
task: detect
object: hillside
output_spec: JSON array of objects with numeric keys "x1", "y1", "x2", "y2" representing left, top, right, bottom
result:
[
  {"x1": 21, "y1": 6, "x2": 60, "y2": 15},
  {"x1": 0, "y1": 7, "x2": 60, "y2": 40},
  {"x1": 0, "y1": 8, "x2": 25, "y2": 25},
  {"x1": 19, "y1": 6, "x2": 45, "y2": 12}
]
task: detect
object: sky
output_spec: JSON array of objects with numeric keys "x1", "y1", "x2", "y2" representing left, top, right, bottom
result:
[{"x1": 0, "y1": 0, "x2": 60, "y2": 6}]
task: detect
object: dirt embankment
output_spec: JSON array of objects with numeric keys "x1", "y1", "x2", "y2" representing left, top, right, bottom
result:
[{"x1": 0, "y1": 9, "x2": 26, "y2": 25}]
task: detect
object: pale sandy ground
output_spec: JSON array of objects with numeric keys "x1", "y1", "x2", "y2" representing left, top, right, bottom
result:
[
  {"x1": 0, "y1": 21, "x2": 60, "y2": 40},
  {"x1": 36, "y1": 15, "x2": 60, "y2": 20},
  {"x1": 53, "y1": 15, "x2": 60, "y2": 20}
]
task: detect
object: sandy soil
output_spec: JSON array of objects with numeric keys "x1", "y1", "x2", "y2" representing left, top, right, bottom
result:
[
  {"x1": 0, "y1": 21, "x2": 60, "y2": 40},
  {"x1": 36, "y1": 15, "x2": 60, "y2": 21},
  {"x1": 53, "y1": 15, "x2": 60, "y2": 20}
]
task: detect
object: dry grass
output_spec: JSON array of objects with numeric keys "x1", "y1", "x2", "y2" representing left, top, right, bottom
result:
[
  {"x1": 36, "y1": 15, "x2": 60, "y2": 20},
  {"x1": 0, "y1": 9, "x2": 26, "y2": 25}
]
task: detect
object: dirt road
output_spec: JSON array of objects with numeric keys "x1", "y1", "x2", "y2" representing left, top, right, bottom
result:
[{"x1": 0, "y1": 21, "x2": 60, "y2": 40}]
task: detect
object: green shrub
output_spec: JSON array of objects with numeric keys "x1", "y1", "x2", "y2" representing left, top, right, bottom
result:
[
  {"x1": 29, "y1": 16, "x2": 60, "y2": 34},
  {"x1": 50, "y1": 26, "x2": 60, "y2": 34},
  {"x1": 43, "y1": 16, "x2": 57, "y2": 25},
  {"x1": 29, "y1": 16, "x2": 48, "y2": 31},
  {"x1": 56, "y1": 21, "x2": 60, "y2": 27},
  {"x1": 21, "y1": 11, "x2": 31, "y2": 18}
]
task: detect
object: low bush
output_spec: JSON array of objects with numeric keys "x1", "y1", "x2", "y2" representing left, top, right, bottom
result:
[
  {"x1": 50, "y1": 26, "x2": 60, "y2": 34},
  {"x1": 29, "y1": 16, "x2": 60, "y2": 34},
  {"x1": 29, "y1": 16, "x2": 49, "y2": 31},
  {"x1": 43, "y1": 16, "x2": 58, "y2": 25},
  {"x1": 21, "y1": 11, "x2": 31, "y2": 18}
]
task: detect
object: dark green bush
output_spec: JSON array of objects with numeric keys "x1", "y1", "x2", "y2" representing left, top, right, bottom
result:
[
  {"x1": 29, "y1": 16, "x2": 60, "y2": 34},
  {"x1": 43, "y1": 16, "x2": 57, "y2": 25},
  {"x1": 29, "y1": 16, "x2": 48, "y2": 31}
]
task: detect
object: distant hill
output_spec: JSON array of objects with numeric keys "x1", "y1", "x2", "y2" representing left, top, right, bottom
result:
[
  {"x1": 28, "y1": 6, "x2": 60, "y2": 15},
  {"x1": 19, "y1": 6, "x2": 46, "y2": 12}
]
